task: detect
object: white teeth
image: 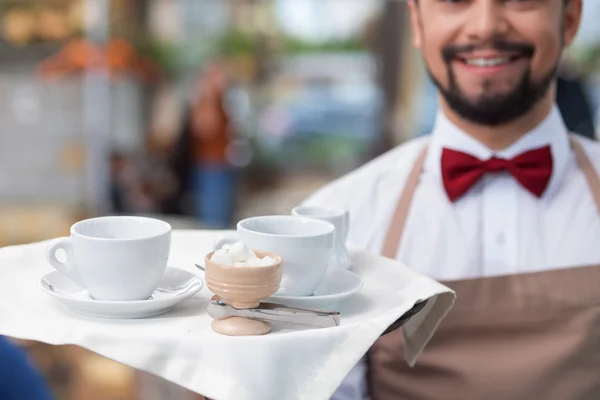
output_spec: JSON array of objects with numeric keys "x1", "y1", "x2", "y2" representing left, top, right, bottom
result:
[{"x1": 464, "y1": 57, "x2": 510, "y2": 67}]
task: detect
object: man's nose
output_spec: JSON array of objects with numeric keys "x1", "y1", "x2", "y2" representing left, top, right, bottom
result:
[{"x1": 463, "y1": 0, "x2": 509, "y2": 43}]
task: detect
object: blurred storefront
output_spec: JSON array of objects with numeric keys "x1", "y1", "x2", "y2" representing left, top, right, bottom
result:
[
  {"x1": 0, "y1": 0, "x2": 391, "y2": 233},
  {"x1": 0, "y1": 0, "x2": 149, "y2": 245}
]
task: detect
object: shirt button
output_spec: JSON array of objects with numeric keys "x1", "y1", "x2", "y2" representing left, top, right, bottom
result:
[{"x1": 496, "y1": 233, "x2": 506, "y2": 245}]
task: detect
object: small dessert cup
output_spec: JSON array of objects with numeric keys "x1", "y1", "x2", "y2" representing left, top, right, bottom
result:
[{"x1": 205, "y1": 250, "x2": 282, "y2": 336}]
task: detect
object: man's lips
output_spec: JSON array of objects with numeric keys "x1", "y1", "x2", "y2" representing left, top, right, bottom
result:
[{"x1": 453, "y1": 52, "x2": 527, "y2": 68}]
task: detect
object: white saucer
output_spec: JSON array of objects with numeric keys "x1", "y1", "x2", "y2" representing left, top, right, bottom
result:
[
  {"x1": 40, "y1": 267, "x2": 203, "y2": 319},
  {"x1": 266, "y1": 268, "x2": 363, "y2": 310}
]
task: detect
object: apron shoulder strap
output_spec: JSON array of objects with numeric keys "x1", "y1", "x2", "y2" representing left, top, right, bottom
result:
[{"x1": 381, "y1": 142, "x2": 429, "y2": 259}]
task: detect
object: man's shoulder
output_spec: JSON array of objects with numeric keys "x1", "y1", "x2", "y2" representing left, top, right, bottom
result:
[{"x1": 303, "y1": 136, "x2": 429, "y2": 208}]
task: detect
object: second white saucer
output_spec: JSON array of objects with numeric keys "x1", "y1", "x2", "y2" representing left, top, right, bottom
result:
[
  {"x1": 40, "y1": 267, "x2": 203, "y2": 319},
  {"x1": 266, "y1": 268, "x2": 363, "y2": 310}
]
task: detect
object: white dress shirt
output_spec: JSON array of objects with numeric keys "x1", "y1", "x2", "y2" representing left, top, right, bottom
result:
[{"x1": 302, "y1": 106, "x2": 600, "y2": 400}]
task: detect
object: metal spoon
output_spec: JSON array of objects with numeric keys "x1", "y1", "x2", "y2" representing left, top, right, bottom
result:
[{"x1": 207, "y1": 296, "x2": 340, "y2": 328}]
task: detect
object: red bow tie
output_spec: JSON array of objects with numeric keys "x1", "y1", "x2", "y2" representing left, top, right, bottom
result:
[{"x1": 441, "y1": 146, "x2": 553, "y2": 202}]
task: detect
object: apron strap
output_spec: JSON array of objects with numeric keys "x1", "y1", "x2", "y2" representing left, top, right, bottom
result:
[
  {"x1": 381, "y1": 135, "x2": 600, "y2": 260},
  {"x1": 571, "y1": 136, "x2": 600, "y2": 215},
  {"x1": 381, "y1": 143, "x2": 429, "y2": 259}
]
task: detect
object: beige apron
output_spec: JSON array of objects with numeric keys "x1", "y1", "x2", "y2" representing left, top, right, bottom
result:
[{"x1": 368, "y1": 137, "x2": 600, "y2": 400}]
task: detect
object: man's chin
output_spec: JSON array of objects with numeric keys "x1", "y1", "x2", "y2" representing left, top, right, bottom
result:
[
  {"x1": 454, "y1": 82, "x2": 520, "y2": 102},
  {"x1": 462, "y1": 93, "x2": 513, "y2": 107},
  {"x1": 428, "y1": 59, "x2": 557, "y2": 125}
]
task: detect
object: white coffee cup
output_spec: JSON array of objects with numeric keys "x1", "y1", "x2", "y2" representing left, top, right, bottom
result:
[
  {"x1": 45, "y1": 216, "x2": 172, "y2": 301},
  {"x1": 292, "y1": 206, "x2": 351, "y2": 270},
  {"x1": 213, "y1": 215, "x2": 335, "y2": 296}
]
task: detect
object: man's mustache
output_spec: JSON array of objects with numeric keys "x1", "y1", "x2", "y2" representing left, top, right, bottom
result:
[{"x1": 442, "y1": 40, "x2": 535, "y2": 63}]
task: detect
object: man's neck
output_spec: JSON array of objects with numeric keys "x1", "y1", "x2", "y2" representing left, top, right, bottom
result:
[{"x1": 439, "y1": 92, "x2": 556, "y2": 151}]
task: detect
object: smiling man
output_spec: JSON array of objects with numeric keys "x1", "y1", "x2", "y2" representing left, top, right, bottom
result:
[{"x1": 302, "y1": 0, "x2": 600, "y2": 399}]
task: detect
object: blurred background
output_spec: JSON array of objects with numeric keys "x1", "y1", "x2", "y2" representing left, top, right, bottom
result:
[{"x1": 1, "y1": 0, "x2": 599, "y2": 398}]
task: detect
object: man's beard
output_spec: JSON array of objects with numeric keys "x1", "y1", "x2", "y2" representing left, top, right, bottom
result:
[{"x1": 426, "y1": 40, "x2": 557, "y2": 126}]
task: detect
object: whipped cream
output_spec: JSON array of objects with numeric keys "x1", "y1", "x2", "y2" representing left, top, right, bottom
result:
[{"x1": 211, "y1": 241, "x2": 277, "y2": 267}]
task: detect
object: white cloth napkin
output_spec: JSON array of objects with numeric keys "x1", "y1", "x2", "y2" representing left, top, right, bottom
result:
[{"x1": 0, "y1": 230, "x2": 455, "y2": 400}]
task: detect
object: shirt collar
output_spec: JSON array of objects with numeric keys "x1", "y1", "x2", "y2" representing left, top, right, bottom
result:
[{"x1": 424, "y1": 105, "x2": 571, "y2": 200}]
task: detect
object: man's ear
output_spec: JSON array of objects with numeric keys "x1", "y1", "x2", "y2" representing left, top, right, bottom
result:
[
  {"x1": 408, "y1": 0, "x2": 423, "y2": 49},
  {"x1": 562, "y1": 0, "x2": 582, "y2": 47}
]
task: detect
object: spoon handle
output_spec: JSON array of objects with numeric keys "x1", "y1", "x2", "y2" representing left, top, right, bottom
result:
[
  {"x1": 208, "y1": 297, "x2": 341, "y2": 328},
  {"x1": 246, "y1": 302, "x2": 340, "y2": 328}
]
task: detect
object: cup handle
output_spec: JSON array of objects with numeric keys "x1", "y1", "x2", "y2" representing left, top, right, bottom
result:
[
  {"x1": 213, "y1": 233, "x2": 239, "y2": 251},
  {"x1": 45, "y1": 238, "x2": 84, "y2": 286}
]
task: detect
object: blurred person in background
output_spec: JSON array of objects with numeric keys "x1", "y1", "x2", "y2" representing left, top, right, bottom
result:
[
  {"x1": 0, "y1": 337, "x2": 53, "y2": 399},
  {"x1": 164, "y1": 108, "x2": 194, "y2": 216},
  {"x1": 188, "y1": 62, "x2": 238, "y2": 229},
  {"x1": 557, "y1": 75, "x2": 596, "y2": 139},
  {"x1": 556, "y1": 53, "x2": 596, "y2": 139},
  {"x1": 109, "y1": 152, "x2": 159, "y2": 214},
  {"x1": 304, "y1": 1, "x2": 600, "y2": 399}
]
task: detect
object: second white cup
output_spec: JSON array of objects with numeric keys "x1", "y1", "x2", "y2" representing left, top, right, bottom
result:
[{"x1": 213, "y1": 215, "x2": 335, "y2": 296}]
